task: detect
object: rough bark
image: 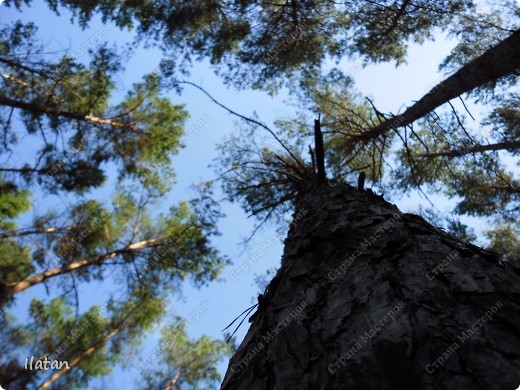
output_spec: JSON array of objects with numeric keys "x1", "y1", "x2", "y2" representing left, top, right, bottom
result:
[{"x1": 221, "y1": 179, "x2": 520, "y2": 389}]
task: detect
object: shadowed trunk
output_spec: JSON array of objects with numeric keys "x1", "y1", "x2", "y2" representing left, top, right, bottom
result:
[{"x1": 221, "y1": 179, "x2": 520, "y2": 389}]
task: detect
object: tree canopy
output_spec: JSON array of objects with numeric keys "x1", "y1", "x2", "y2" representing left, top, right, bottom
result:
[
  {"x1": 0, "y1": 0, "x2": 519, "y2": 388},
  {"x1": 0, "y1": 13, "x2": 230, "y2": 389}
]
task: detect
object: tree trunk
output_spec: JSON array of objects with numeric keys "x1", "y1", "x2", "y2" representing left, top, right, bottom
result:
[{"x1": 221, "y1": 179, "x2": 520, "y2": 389}]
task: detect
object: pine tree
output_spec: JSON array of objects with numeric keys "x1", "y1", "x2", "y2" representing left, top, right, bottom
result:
[
  {"x1": 0, "y1": 17, "x2": 230, "y2": 389},
  {"x1": 2, "y1": 1, "x2": 519, "y2": 388},
  {"x1": 215, "y1": 23, "x2": 519, "y2": 389},
  {"x1": 0, "y1": 21, "x2": 227, "y2": 302},
  {"x1": 1, "y1": 285, "x2": 165, "y2": 389},
  {"x1": 139, "y1": 317, "x2": 232, "y2": 389},
  {"x1": 5, "y1": 0, "x2": 488, "y2": 89}
]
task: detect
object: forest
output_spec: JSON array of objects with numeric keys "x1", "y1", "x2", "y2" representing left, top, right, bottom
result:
[{"x1": 0, "y1": 0, "x2": 519, "y2": 389}]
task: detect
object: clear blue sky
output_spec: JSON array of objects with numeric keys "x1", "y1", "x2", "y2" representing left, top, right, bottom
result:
[{"x1": 1, "y1": 2, "x2": 497, "y2": 388}]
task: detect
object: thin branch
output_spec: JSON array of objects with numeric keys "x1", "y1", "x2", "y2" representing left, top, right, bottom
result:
[
  {"x1": 419, "y1": 140, "x2": 520, "y2": 158},
  {"x1": 0, "y1": 226, "x2": 74, "y2": 240},
  {"x1": 447, "y1": 101, "x2": 476, "y2": 143},
  {"x1": 394, "y1": 126, "x2": 434, "y2": 206},
  {"x1": 176, "y1": 81, "x2": 307, "y2": 173},
  {"x1": 164, "y1": 369, "x2": 181, "y2": 390},
  {"x1": 458, "y1": 96, "x2": 475, "y2": 121},
  {"x1": 239, "y1": 207, "x2": 276, "y2": 246}
]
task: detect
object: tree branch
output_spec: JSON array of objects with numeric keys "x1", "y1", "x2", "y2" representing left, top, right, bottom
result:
[
  {"x1": 176, "y1": 81, "x2": 307, "y2": 174},
  {"x1": 0, "y1": 226, "x2": 75, "y2": 240},
  {"x1": 357, "y1": 29, "x2": 520, "y2": 141},
  {"x1": 0, "y1": 95, "x2": 139, "y2": 131},
  {"x1": 419, "y1": 140, "x2": 520, "y2": 158},
  {"x1": 3, "y1": 238, "x2": 163, "y2": 295}
]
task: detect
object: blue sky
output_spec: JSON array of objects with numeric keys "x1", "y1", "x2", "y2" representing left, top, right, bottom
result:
[{"x1": 1, "y1": 1, "x2": 500, "y2": 388}]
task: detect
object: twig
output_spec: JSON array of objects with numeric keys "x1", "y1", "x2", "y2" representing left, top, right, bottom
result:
[{"x1": 176, "y1": 81, "x2": 306, "y2": 173}]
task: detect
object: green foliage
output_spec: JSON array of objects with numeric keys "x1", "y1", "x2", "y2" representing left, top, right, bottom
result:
[
  {"x1": 1, "y1": 0, "x2": 519, "y2": 388},
  {"x1": 6, "y1": 0, "x2": 477, "y2": 91},
  {"x1": 142, "y1": 200, "x2": 229, "y2": 289},
  {"x1": 141, "y1": 317, "x2": 232, "y2": 389},
  {"x1": 0, "y1": 15, "x2": 228, "y2": 388},
  {"x1": 0, "y1": 311, "x2": 34, "y2": 388},
  {"x1": 0, "y1": 188, "x2": 227, "y2": 292},
  {"x1": 346, "y1": 0, "x2": 474, "y2": 64},
  {"x1": 484, "y1": 94, "x2": 520, "y2": 148},
  {"x1": 298, "y1": 70, "x2": 388, "y2": 182},
  {"x1": 0, "y1": 296, "x2": 111, "y2": 388},
  {"x1": 386, "y1": 110, "x2": 518, "y2": 221},
  {"x1": 444, "y1": 157, "x2": 517, "y2": 217},
  {"x1": 0, "y1": 179, "x2": 32, "y2": 230},
  {"x1": 486, "y1": 223, "x2": 520, "y2": 267},
  {"x1": 0, "y1": 17, "x2": 227, "y2": 294},
  {"x1": 0, "y1": 288, "x2": 167, "y2": 389},
  {"x1": 0, "y1": 22, "x2": 186, "y2": 195},
  {"x1": 53, "y1": 199, "x2": 118, "y2": 266},
  {"x1": 216, "y1": 122, "x2": 307, "y2": 231},
  {"x1": 113, "y1": 73, "x2": 188, "y2": 194},
  {"x1": 0, "y1": 239, "x2": 33, "y2": 285}
]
